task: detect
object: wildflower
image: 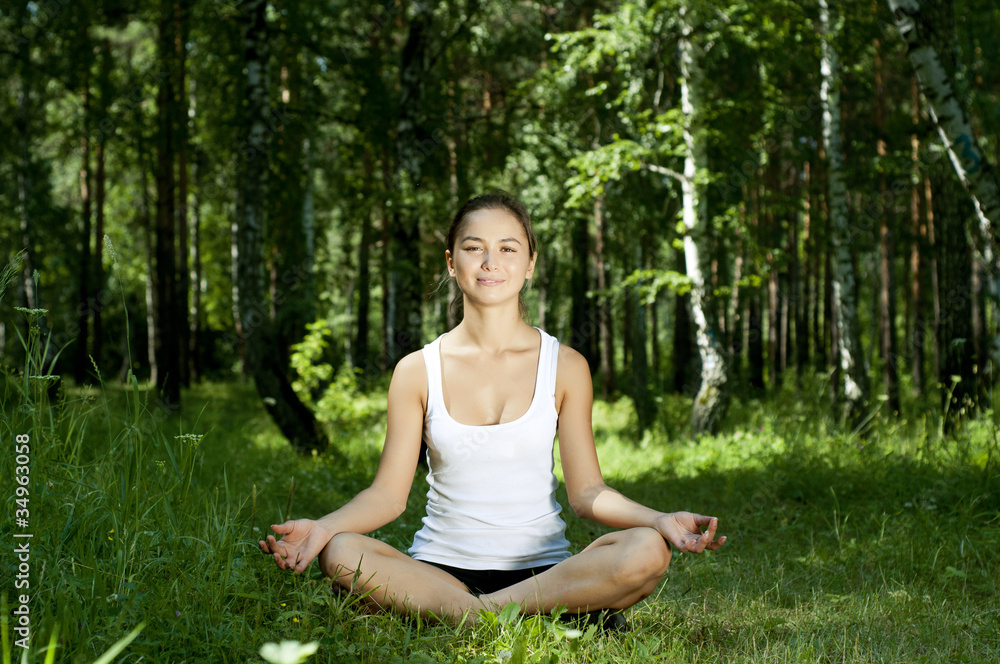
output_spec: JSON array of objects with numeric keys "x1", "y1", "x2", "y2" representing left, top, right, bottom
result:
[
  {"x1": 175, "y1": 433, "x2": 204, "y2": 448},
  {"x1": 104, "y1": 235, "x2": 118, "y2": 264},
  {"x1": 259, "y1": 640, "x2": 319, "y2": 664},
  {"x1": 108, "y1": 529, "x2": 114, "y2": 541},
  {"x1": 14, "y1": 307, "x2": 48, "y2": 323}
]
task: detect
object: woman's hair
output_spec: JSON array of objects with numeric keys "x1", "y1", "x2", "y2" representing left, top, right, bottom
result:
[{"x1": 446, "y1": 190, "x2": 537, "y2": 321}]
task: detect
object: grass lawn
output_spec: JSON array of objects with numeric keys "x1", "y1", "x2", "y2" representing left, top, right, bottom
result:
[{"x1": 2, "y1": 372, "x2": 999, "y2": 663}]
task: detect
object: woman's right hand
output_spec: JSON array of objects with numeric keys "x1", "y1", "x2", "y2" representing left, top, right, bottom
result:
[{"x1": 258, "y1": 519, "x2": 333, "y2": 574}]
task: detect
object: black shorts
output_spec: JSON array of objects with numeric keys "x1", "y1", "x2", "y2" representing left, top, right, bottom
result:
[{"x1": 423, "y1": 561, "x2": 556, "y2": 596}]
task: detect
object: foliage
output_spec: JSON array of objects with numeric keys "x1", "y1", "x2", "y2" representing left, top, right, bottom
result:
[{"x1": 289, "y1": 318, "x2": 385, "y2": 439}]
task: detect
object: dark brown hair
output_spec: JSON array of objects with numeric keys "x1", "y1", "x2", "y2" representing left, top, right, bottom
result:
[{"x1": 446, "y1": 190, "x2": 537, "y2": 321}]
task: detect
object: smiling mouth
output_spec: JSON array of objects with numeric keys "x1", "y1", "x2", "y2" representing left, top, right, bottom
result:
[{"x1": 477, "y1": 278, "x2": 505, "y2": 286}]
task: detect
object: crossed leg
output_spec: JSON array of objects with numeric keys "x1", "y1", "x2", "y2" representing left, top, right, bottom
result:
[{"x1": 319, "y1": 527, "x2": 671, "y2": 622}]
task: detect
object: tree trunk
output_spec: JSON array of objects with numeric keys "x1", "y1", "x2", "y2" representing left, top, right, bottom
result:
[
  {"x1": 798, "y1": 161, "x2": 811, "y2": 374},
  {"x1": 875, "y1": 32, "x2": 900, "y2": 414},
  {"x1": 355, "y1": 167, "x2": 373, "y2": 370},
  {"x1": 672, "y1": 248, "x2": 694, "y2": 394},
  {"x1": 680, "y1": 4, "x2": 728, "y2": 434},
  {"x1": 570, "y1": 216, "x2": 596, "y2": 370},
  {"x1": 630, "y1": 239, "x2": 652, "y2": 429},
  {"x1": 190, "y1": 150, "x2": 203, "y2": 382},
  {"x1": 137, "y1": 110, "x2": 158, "y2": 384},
  {"x1": 236, "y1": 0, "x2": 328, "y2": 454},
  {"x1": 75, "y1": 73, "x2": 93, "y2": 384},
  {"x1": 927, "y1": 175, "x2": 942, "y2": 383},
  {"x1": 910, "y1": 75, "x2": 926, "y2": 395},
  {"x1": 594, "y1": 194, "x2": 614, "y2": 397},
  {"x1": 935, "y1": 169, "x2": 976, "y2": 421},
  {"x1": 93, "y1": 38, "x2": 112, "y2": 375},
  {"x1": 820, "y1": 0, "x2": 869, "y2": 425},
  {"x1": 15, "y1": 1, "x2": 37, "y2": 316},
  {"x1": 155, "y1": 0, "x2": 181, "y2": 406},
  {"x1": 175, "y1": 0, "x2": 191, "y2": 387},
  {"x1": 387, "y1": 1, "x2": 434, "y2": 367}
]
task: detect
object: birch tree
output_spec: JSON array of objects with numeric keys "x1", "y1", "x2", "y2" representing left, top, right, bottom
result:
[
  {"x1": 887, "y1": 0, "x2": 1000, "y2": 240},
  {"x1": 678, "y1": 2, "x2": 729, "y2": 434},
  {"x1": 820, "y1": 0, "x2": 869, "y2": 424}
]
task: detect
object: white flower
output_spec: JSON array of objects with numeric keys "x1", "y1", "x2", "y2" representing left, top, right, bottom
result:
[{"x1": 259, "y1": 640, "x2": 319, "y2": 664}]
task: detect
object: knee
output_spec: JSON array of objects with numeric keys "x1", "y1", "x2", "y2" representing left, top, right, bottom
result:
[
  {"x1": 319, "y1": 532, "x2": 366, "y2": 581},
  {"x1": 617, "y1": 527, "x2": 671, "y2": 590}
]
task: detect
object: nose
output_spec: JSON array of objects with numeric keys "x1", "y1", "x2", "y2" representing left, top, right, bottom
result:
[{"x1": 482, "y1": 250, "x2": 497, "y2": 270}]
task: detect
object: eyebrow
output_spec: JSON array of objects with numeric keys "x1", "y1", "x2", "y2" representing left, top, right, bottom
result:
[{"x1": 460, "y1": 236, "x2": 523, "y2": 245}]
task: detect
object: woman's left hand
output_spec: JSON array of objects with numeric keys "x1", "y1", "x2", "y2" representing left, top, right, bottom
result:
[{"x1": 654, "y1": 512, "x2": 727, "y2": 553}]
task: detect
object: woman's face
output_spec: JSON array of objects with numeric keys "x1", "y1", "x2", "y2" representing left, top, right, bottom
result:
[{"x1": 446, "y1": 208, "x2": 537, "y2": 309}]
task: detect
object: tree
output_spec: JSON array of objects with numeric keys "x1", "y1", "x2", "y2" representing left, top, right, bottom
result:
[
  {"x1": 887, "y1": 0, "x2": 1000, "y2": 238},
  {"x1": 820, "y1": 0, "x2": 869, "y2": 425},
  {"x1": 678, "y1": 2, "x2": 729, "y2": 434},
  {"x1": 234, "y1": 0, "x2": 328, "y2": 454}
]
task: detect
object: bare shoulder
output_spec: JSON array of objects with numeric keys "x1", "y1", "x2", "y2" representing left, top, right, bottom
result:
[
  {"x1": 555, "y1": 343, "x2": 593, "y2": 412},
  {"x1": 389, "y1": 349, "x2": 428, "y2": 412}
]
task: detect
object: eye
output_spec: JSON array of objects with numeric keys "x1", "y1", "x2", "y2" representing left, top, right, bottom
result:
[
  {"x1": 463, "y1": 245, "x2": 481, "y2": 252},
  {"x1": 501, "y1": 246, "x2": 516, "y2": 252}
]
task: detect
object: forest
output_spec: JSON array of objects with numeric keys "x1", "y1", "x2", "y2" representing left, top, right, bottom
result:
[
  {"x1": 2, "y1": 0, "x2": 997, "y2": 439},
  {"x1": 2, "y1": 0, "x2": 999, "y2": 662}
]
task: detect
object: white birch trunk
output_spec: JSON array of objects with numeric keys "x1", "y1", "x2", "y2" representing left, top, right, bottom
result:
[
  {"x1": 679, "y1": 4, "x2": 728, "y2": 435},
  {"x1": 820, "y1": 0, "x2": 869, "y2": 423},
  {"x1": 887, "y1": 0, "x2": 1000, "y2": 238}
]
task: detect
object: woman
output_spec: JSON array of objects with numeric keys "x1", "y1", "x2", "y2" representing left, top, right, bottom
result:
[{"x1": 259, "y1": 191, "x2": 726, "y2": 623}]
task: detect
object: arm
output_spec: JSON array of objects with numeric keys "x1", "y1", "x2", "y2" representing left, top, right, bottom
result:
[
  {"x1": 555, "y1": 345, "x2": 726, "y2": 553},
  {"x1": 259, "y1": 350, "x2": 427, "y2": 572}
]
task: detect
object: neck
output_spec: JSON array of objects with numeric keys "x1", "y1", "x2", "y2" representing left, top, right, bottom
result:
[{"x1": 452, "y1": 300, "x2": 532, "y2": 352}]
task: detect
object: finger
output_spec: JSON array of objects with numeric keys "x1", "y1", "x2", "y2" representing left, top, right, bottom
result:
[
  {"x1": 704, "y1": 535, "x2": 727, "y2": 551},
  {"x1": 266, "y1": 535, "x2": 285, "y2": 555},
  {"x1": 271, "y1": 521, "x2": 294, "y2": 535}
]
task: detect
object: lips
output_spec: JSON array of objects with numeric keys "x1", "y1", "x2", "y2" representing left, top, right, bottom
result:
[{"x1": 477, "y1": 278, "x2": 505, "y2": 286}]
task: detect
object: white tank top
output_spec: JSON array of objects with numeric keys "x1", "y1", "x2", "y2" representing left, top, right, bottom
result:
[{"x1": 408, "y1": 327, "x2": 572, "y2": 570}]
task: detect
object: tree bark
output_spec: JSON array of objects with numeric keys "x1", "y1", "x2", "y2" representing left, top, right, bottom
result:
[
  {"x1": 679, "y1": 4, "x2": 728, "y2": 434},
  {"x1": 594, "y1": 194, "x2": 614, "y2": 397},
  {"x1": 875, "y1": 32, "x2": 900, "y2": 414},
  {"x1": 175, "y1": 0, "x2": 191, "y2": 387},
  {"x1": 820, "y1": 0, "x2": 869, "y2": 425},
  {"x1": 137, "y1": 108, "x2": 158, "y2": 384},
  {"x1": 155, "y1": 0, "x2": 181, "y2": 406},
  {"x1": 672, "y1": 247, "x2": 694, "y2": 393},
  {"x1": 629, "y1": 238, "x2": 652, "y2": 429},
  {"x1": 93, "y1": 38, "x2": 111, "y2": 376},
  {"x1": 570, "y1": 216, "x2": 596, "y2": 371},
  {"x1": 75, "y1": 72, "x2": 93, "y2": 384},
  {"x1": 236, "y1": 0, "x2": 328, "y2": 454},
  {"x1": 190, "y1": 150, "x2": 203, "y2": 382},
  {"x1": 387, "y1": 1, "x2": 434, "y2": 367},
  {"x1": 909, "y1": 75, "x2": 926, "y2": 395}
]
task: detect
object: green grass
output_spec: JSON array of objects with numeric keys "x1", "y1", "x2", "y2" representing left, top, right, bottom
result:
[{"x1": 2, "y1": 361, "x2": 999, "y2": 663}]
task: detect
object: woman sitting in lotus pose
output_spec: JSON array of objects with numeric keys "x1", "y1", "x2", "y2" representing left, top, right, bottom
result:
[{"x1": 259, "y1": 190, "x2": 726, "y2": 623}]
